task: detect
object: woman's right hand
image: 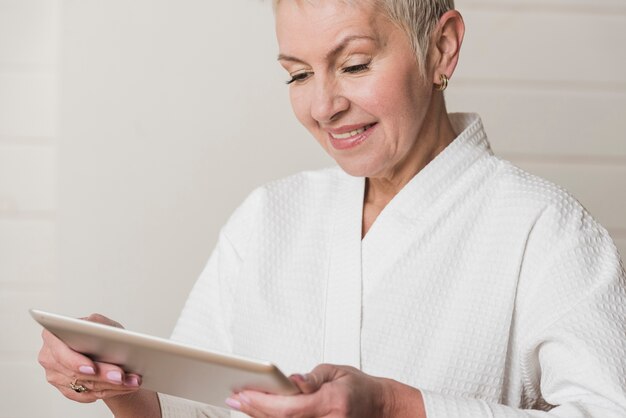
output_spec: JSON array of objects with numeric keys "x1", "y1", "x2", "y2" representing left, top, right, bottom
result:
[{"x1": 37, "y1": 313, "x2": 142, "y2": 403}]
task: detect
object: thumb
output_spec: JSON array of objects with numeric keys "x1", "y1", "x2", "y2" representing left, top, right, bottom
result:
[
  {"x1": 82, "y1": 313, "x2": 124, "y2": 329},
  {"x1": 289, "y1": 363, "x2": 340, "y2": 394}
]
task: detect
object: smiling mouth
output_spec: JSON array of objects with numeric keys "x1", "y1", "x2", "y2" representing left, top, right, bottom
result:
[{"x1": 329, "y1": 124, "x2": 375, "y2": 140}]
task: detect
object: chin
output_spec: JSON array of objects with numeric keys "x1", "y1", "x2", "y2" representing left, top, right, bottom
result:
[{"x1": 333, "y1": 157, "x2": 383, "y2": 178}]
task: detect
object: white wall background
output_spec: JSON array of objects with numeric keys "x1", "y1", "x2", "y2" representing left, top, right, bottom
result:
[{"x1": 1, "y1": 0, "x2": 624, "y2": 417}]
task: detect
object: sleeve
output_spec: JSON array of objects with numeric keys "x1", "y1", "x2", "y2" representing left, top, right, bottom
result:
[
  {"x1": 158, "y1": 393, "x2": 231, "y2": 418},
  {"x1": 158, "y1": 190, "x2": 261, "y2": 417},
  {"x1": 168, "y1": 228, "x2": 241, "y2": 354},
  {"x1": 422, "y1": 217, "x2": 626, "y2": 417},
  {"x1": 156, "y1": 229, "x2": 242, "y2": 417},
  {"x1": 168, "y1": 186, "x2": 263, "y2": 353}
]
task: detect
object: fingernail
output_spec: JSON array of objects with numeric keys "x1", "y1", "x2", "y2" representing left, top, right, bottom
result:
[
  {"x1": 239, "y1": 392, "x2": 251, "y2": 405},
  {"x1": 79, "y1": 366, "x2": 95, "y2": 375},
  {"x1": 125, "y1": 375, "x2": 140, "y2": 387},
  {"x1": 106, "y1": 371, "x2": 123, "y2": 383},
  {"x1": 225, "y1": 398, "x2": 241, "y2": 410},
  {"x1": 301, "y1": 373, "x2": 310, "y2": 382}
]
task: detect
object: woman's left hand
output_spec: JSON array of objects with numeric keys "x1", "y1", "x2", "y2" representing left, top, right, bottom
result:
[{"x1": 226, "y1": 363, "x2": 425, "y2": 418}]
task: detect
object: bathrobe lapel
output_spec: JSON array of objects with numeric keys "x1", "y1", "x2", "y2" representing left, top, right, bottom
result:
[
  {"x1": 361, "y1": 114, "x2": 493, "y2": 298},
  {"x1": 321, "y1": 114, "x2": 490, "y2": 368},
  {"x1": 322, "y1": 173, "x2": 365, "y2": 368}
]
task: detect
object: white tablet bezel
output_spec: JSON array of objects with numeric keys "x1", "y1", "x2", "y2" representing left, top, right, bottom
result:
[{"x1": 30, "y1": 309, "x2": 299, "y2": 406}]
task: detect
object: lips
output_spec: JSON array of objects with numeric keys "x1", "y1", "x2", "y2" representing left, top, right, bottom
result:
[{"x1": 327, "y1": 123, "x2": 376, "y2": 150}]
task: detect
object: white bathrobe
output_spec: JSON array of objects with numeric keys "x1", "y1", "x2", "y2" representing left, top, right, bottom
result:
[{"x1": 159, "y1": 114, "x2": 626, "y2": 417}]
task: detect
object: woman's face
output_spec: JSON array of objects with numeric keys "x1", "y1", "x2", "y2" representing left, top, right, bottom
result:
[{"x1": 276, "y1": 0, "x2": 436, "y2": 179}]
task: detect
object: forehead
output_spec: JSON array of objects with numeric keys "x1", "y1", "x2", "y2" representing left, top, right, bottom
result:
[
  {"x1": 275, "y1": 0, "x2": 386, "y2": 51},
  {"x1": 274, "y1": 0, "x2": 367, "y2": 9}
]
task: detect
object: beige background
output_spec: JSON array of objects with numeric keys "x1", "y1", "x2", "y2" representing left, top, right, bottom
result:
[{"x1": 1, "y1": 0, "x2": 625, "y2": 417}]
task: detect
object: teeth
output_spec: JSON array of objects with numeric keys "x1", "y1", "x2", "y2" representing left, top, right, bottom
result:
[{"x1": 331, "y1": 124, "x2": 371, "y2": 139}]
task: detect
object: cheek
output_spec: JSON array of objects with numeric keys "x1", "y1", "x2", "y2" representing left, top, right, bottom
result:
[
  {"x1": 369, "y1": 76, "x2": 430, "y2": 137},
  {"x1": 289, "y1": 88, "x2": 316, "y2": 130},
  {"x1": 348, "y1": 74, "x2": 413, "y2": 120}
]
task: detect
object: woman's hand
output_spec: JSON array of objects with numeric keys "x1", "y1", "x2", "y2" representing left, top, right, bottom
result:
[
  {"x1": 37, "y1": 313, "x2": 142, "y2": 403},
  {"x1": 226, "y1": 364, "x2": 426, "y2": 418}
]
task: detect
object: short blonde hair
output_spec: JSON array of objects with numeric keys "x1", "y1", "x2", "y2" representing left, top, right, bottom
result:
[
  {"x1": 273, "y1": 0, "x2": 455, "y2": 70},
  {"x1": 380, "y1": 0, "x2": 454, "y2": 68}
]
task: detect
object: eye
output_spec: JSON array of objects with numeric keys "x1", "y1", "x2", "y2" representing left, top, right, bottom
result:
[
  {"x1": 342, "y1": 63, "x2": 370, "y2": 74},
  {"x1": 286, "y1": 71, "x2": 313, "y2": 85}
]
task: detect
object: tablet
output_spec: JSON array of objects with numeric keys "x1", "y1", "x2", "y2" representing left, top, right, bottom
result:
[{"x1": 30, "y1": 309, "x2": 299, "y2": 406}]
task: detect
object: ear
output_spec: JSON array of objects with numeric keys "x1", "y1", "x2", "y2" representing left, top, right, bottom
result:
[{"x1": 429, "y1": 10, "x2": 465, "y2": 84}]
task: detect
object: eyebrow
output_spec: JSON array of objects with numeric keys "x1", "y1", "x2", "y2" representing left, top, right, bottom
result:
[{"x1": 277, "y1": 35, "x2": 376, "y2": 64}]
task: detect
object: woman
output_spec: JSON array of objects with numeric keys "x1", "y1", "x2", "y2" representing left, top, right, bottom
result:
[{"x1": 39, "y1": 0, "x2": 626, "y2": 417}]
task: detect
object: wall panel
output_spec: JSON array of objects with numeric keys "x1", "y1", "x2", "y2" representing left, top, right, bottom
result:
[
  {"x1": 0, "y1": 289, "x2": 58, "y2": 355},
  {"x1": 456, "y1": 10, "x2": 626, "y2": 85},
  {"x1": 460, "y1": 0, "x2": 626, "y2": 13},
  {"x1": 0, "y1": 362, "x2": 110, "y2": 418},
  {"x1": 0, "y1": 144, "x2": 56, "y2": 214},
  {"x1": 0, "y1": 0, "x2": 56, "y2": 70},
  {"x1": 0, "y1": 220, "x2": 56, "y2": 284},
  {"x1": 447, "y1": 88, "x2": 626, "y2": 158},
  {"x1": 0, "y1": 74, "x2": 56, "y2": 138}
]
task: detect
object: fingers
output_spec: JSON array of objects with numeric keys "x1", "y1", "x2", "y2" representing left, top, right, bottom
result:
[
  {"x1": 39, "y1": 329, "x2": 97, "y2": 380},
  {"x1": 226, "y1": 365, "x2": 366, "y2": 417},
  {"x1": 38, "y1": 314, "x2": 140, "y2": 404},
  {"x1": 46, "y1": 369, "x2": 97, "y2": 403},
  {"x1": 92, "y1": 361, "x2": 141, "y2": 389},
  {"x1": 229, "y1": 390, "x2": 329, "y2": 418},
  {"x1": 46, "y1": 367, "x2": 135, "y2": 403},
  {"x1": 55, "y1": 372, "x2": 137, "y2": 404},
  {"x1": 290, "y1": 363, "x2": 344, "y2": 394},
  {"x1": 41, "y1": 355, "x2": 141, "y2": 402},
  {"x1": 83, "y1": 313, "x2": 124, "y2": 329},
  {"x1": 226, "y1": 364, "x2": 346, "y2": 417}
]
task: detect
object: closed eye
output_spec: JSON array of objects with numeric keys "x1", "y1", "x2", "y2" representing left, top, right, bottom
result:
[
  {"x1": 343, "y1": 63, "x2": 369, "y2": 74},
  {"x1": 286, "y1": 71, "x2": 313, "y2": 85}
]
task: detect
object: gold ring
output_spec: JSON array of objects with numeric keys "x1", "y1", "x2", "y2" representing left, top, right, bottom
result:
[{"x1": 69, "y1": 379, "x2": 89, "y2": 393}]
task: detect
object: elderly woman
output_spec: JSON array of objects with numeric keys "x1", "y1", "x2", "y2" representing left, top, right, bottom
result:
[{"x1": 39, "y1": 0, "x2": 626, "y2": 417}]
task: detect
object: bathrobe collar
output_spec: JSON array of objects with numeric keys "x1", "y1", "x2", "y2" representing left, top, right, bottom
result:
[
  {"x1": 374, "y1": 113, "x2": 492, "y2": 223},
  {"x1": 322, "y1": 113, "x2": 492, "y2": 369}
]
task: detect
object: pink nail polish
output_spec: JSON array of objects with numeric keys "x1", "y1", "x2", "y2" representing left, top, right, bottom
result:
[
  {"x1": 293, "y1": 374, "x2": 308, "y2": 382},
  {"x1": 239, "y1": 392, "x2": 251, "y2": 404},
  {"x1": 79, "y1": 366, "x2": 95, "y2": 375},
  {"x1": 106, "y1": 371, "x2": 123, "y2": 383},
  {"x1": 125, "y1": 375, "x2": 140, "y2": 387},
  {"x1": 225, "y1": 398, "x2": 241, "y2": 410}
]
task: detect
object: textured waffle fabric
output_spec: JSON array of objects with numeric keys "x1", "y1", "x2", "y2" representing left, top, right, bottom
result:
[{"x1": 159, "y1": 113, "x2": 626, "y2": 417}]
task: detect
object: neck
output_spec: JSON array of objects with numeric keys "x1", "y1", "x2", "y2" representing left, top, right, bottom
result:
[
  {"x1": 366, "y1": 105, "x2": 456, "y2": 209},
  {"x1": 361, "y1": 103, "x2": 455, "y2": 238}
]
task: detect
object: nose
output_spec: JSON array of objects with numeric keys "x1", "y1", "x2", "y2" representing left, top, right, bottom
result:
[{"x1": 310, "y1": 77, "x2": 349, "y2": 124}]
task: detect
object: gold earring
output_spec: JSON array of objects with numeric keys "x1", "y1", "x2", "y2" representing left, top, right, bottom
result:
[{"x1": 436, "y1": 74, "x2": 449, "y2": 91}]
